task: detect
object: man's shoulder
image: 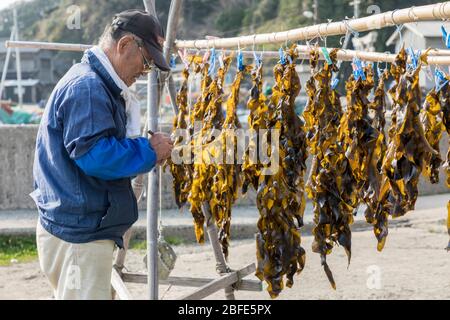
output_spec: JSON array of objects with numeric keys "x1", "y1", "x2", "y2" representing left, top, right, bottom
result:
[{"x1": 56, "y1": 63, "x2": 108, "y2": 96}]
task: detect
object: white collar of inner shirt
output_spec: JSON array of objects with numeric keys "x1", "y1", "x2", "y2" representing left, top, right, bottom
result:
[{"x1": 89, "y1": 46, "x2": 141, "y2": 138}]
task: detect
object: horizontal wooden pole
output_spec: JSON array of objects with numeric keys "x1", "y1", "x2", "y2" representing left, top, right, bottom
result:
[
  {"x1": 121, "y1": 272, "x2": 262, "y2": 292},
  {"x1": 296, "y1": 45, "x2": 450, "y2": 65},
  {"x1": 181, "y1": 263, "x2": 256, "y2": 300},
  {"x1": 428, "y1": 48, "x2": 450, "y2": 56},
  {"x1": 187, "y1": 46, "x2": 450, "y2": 65},
  {"x1": 175, "y1": 2, "x2": 450, "y2": 49},
  {"x1": 5, "y1": 40, "x2": 92, "y2": 51},
  {"x1": 181, "y1": 272, "x2": 239, "y2": 300}
]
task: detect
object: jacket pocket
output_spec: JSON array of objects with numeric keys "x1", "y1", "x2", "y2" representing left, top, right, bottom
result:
[{"x1": 99, "y1": 187, "x2": 138, "y2": 229}]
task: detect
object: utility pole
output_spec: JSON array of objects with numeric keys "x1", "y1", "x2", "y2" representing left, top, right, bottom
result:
[
  {"x1": 350, "y1": 0, "x2": 361, "y2": 19},
  {"x1": 313, "y1": 0, "x2": 319, "y2": 24},
  {"x1": 250, "y1": 0, "x2": 256, "y2": 34},
  {"x1": 13, "y1": 8, "x2": 23, "y2": 107},
  {"x1": 335, "y1": 0, "x2": 361, "y2": 82},
  {"x1": 0, "y1": 26, "x2": 15, "y2": 101}
]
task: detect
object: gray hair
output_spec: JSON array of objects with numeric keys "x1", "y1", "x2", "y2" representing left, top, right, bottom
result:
[{"x1": 98, "y1": 24, "x2": 135, "y2": 48}]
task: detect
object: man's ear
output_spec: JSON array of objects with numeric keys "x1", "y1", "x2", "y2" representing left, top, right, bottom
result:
[{"x1": 116, "y1": 35, "x2": 134, "y2": 55}]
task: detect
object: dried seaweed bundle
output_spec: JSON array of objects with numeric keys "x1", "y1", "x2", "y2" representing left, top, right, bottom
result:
[
  {"x1": 210, "y1": 63, "x2": 252, "y2": 259},
  {"x1": 303, "y1": 49, "x2": 357, "y2": 289},
  {"x1": 420, "y1": 89, "x2": 444, "y2": 184},
  {"x1": 170, "y1": 61, "x2": 198, "y2": 209},
  {"x1": 341, "y1": 65, "x2": 388, "y2": 251},
  {"x1": 381, "y1": 48, "x2": 438, "y2": 217},
  {"x1": 255, "y1": 46, "x2": 307, "y2": 298},
  {"x1": 242, "y1": 63, "x2": 269, "y2": 194},
  {"x1": 188, "y1": 56, "x2": 232, "y2": 243}
]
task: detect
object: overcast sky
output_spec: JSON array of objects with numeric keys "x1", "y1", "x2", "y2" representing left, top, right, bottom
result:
[{"x1": 0, "y1": 0, "x2": 26, "y2": 11}]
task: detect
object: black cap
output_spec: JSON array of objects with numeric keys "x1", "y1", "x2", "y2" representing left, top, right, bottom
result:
[{"x1": 112, "y1": 9, "x2": 170, "y2": 72}]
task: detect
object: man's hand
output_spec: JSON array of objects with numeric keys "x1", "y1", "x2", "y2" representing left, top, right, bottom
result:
[{"x1": 149, "y1": 132, "x2": 173, "y2": 164}]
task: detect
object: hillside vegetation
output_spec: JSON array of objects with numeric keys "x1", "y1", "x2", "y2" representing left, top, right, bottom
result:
[{"x1": 0, "y1": 0, "x2": 438, "y2": 52}]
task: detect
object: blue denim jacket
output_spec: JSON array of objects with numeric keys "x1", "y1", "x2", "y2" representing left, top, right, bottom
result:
[{"x1": 31, "y1": 50, "x2": 156, "y2": 248}]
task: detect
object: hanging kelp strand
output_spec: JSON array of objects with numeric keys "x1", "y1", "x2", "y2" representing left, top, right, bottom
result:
[
  {"x1": 255, "y1": 45, "x2": 307, "y2": 298},
  {"x1": 381, "y1": 48, "x2": 438, "y2": 217},
  {"x1": 210, "y1": 59, "x2": 252, "y2": 259}
]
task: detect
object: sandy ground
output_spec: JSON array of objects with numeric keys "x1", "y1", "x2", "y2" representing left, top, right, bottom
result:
[{"x1": 0, "y1": 196, "x2": 449, "y2": 300}]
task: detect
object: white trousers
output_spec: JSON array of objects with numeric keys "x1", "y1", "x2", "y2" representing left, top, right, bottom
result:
[{"x1": 36, "y1": 219, "x2": 115, "y2": 300}]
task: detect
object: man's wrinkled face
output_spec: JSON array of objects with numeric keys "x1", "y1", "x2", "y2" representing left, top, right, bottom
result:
[{"x1": 114, "y1": 35, "x2": 153, "y2": 87}]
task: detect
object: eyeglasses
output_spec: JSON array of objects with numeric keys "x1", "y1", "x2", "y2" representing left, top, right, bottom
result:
[{"x1": 134, "y1": 38, "x2": 153, "y2": 73}]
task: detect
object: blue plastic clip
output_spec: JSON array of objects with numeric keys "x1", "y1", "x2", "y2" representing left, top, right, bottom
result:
[
  {"x1": 208, "y1": 48, "x2": 216, "y2": 76},
  {"x1": 279, "y1": 47, "x2": 286, "y2": 65},
  {"x1": 331, "y1": 77, "x2": 339, "y2": 89},
  {"x1": 352, "y1": 57, "x2": 366, "y2": 81},
  {"x1": 376, "y1": 62, "x2": 384, "y2": 78},
  {"x1": 218, "y1": 52, "x2": 224, "y2": 69},
  {"x1": 170, "y1": 54, "x2": 177, "y2": 69},
  {"x1": 253, "y1": 51, "x2": 262, "y2": 67},
  {"x1": 435, "y1": 68, "x2": 449, "y2": 92},
  {"x1": 237, "y1": 49, "x2": 244, "y2": 71},
  {"x1": 406, "y1": 47, "x2": 420, "y2": 70},
  {"x1": 441, "y1": 26, "x2": 450, "y2": 48}
]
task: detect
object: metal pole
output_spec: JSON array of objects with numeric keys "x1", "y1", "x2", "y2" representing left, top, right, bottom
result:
[
  {"x1": 166, "y1": 75, "x2": 178, "y2": 114},
  {"x1": 13, "y1": 9, "x2": 22, "y2": 107},
  {"x1": 0, "y1": 26, "x2": 15, "y2": 100},
  {"x1": 160, "y1": 0, "x2": 183, "y2": 116},
  {"x1": 143, "y1": 0, "x2": 183, "y2": 301},
  {"x1": 143, "y1": 0, "x2": 162, "y2": 116},
  {"x1": 163, "y1": 0, "x2": 182, "y2": 63},
  {"x1": 146, "y1": 69, "x2": 159, "y2": 300},
  {"x1": 143, "y1": 0, "x2": 159, "y2": 301}
]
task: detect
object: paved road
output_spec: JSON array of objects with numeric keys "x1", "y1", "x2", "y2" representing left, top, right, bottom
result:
[{"x1": 0, "y1": 193, "x2": 448, "y2": 240}]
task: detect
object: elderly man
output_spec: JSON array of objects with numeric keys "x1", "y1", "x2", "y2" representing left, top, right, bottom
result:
[{"x1": 30, "y1": 9, "x2": 173, "y2": 299}]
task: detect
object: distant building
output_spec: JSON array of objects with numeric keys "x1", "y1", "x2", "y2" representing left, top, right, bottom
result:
[
  {"x1": 0, "y1": 38, "x2": 57, "y2": 104},
  {"x1": 386, "y1": 21, "x2": 446, "y2": 90}
]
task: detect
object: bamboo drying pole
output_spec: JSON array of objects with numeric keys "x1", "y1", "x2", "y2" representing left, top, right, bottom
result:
[
  {"x1": 5, "y1": 40, "x2": 92, "y2": 51},
  {"x1": 293, "y1": 46, "x2": 450, "y2": 64},
  {"x1": 184, "y1": 47, "x2": 450, "y2": 64},
  {"x1": 175, "y1": 2, "x2": 450, "y2": 49}
]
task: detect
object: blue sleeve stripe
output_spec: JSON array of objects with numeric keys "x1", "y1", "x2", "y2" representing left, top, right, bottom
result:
[{"x1": 75, "y1": 136, "x2": 157, "y2": 180}]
